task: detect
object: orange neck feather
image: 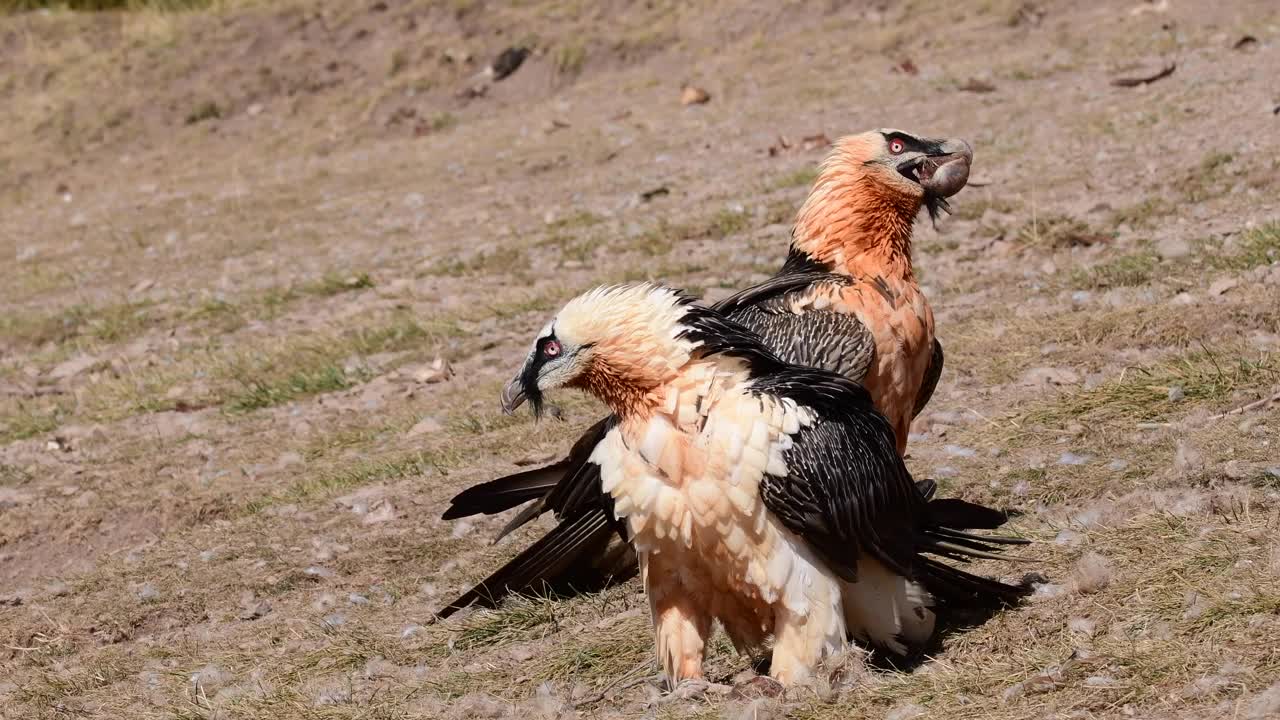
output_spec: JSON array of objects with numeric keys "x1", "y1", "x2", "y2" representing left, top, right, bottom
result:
[
  {"x1": 572, "y1": 353, "x2": 670, "y2": 420},
  {"x1": 791, "y1": 173, "x2": 922, "y2": 280}
]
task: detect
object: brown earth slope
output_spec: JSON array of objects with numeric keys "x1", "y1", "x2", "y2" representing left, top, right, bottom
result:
[{"x1": 1, "y1": 1, "x2": 1279, "y2": 718}]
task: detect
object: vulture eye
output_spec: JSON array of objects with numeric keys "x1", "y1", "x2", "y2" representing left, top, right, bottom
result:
[
  {"x1": 889, "y1": 138, "x2": 906, "y2": 154},
  {"x1": 543, "y1": 339, "x2": 562, "y2": 358}
]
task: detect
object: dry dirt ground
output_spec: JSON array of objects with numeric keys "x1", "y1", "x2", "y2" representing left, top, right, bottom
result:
[{"x1": 2, "y1": 0, "x2": 1279, "y2": 718}]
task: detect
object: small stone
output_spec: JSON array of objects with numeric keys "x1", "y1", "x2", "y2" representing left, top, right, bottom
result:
[
  {"x1": 323, "y1": 612, "x2": 346, "y2": 627},
  {"x1": 305, "y1": 566, "x2": 334, "y2": 578},
  {"x1": 1108, "y1": 458, "x2": 1130, "y2": 471},
  {"x1": 1167, "y1": 385, "x2": 1186, "y2": 402},
  {"x1": 246, "y1": 103, "x2": 264, "y2": 116},
  {"x1": 348, "y1": 593, "x2": 369, "y2": 605},
  {"x1": 1208, "y1": 277, "x2": 1238, "y2": 296},
  {"x1": 944, "y1": 445, "x2": 977, "y2": 458},
  {"x1": 407, "y1": 417, "x2": 443, "y2": 437},
  {"x1": 680, "y1": 85, "x2": 711, "y2": 105},
  {"x1": 1156, "y1": 236, "x2": 1192, "y2": 258},
  {"x1": 137, "y1": 583, "x2": 159, "y2": 601},
  {"x1": 49, "y1": 354, "x2": 99, "y2": 380},
  {"x1": 411, "y1": 357, "x2": 453, "y2": 384}
]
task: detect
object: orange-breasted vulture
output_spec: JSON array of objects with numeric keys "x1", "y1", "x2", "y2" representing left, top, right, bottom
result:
[
  {"x1": 486, "y1": 283, "x2": 1028, "y2": 684},
  {"x1": 437, "y1": 129, "x2": 976, "y2": 619}
]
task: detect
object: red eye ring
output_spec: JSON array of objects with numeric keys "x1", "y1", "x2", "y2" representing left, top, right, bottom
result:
[
  {"x1": 889, "y1": 139, "x2": 905, "y2": 155},
  {"x1": 543, "y1": 340, "x2": 561, "y2": 358}
]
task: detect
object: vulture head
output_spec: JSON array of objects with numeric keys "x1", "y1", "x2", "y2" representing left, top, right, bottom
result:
[
  {"x1": 792, "y1": 129, "x2": 973, "y2": 269},
  {"x1": 500, "y1": 284, "x2": 698, "y2": 418}
]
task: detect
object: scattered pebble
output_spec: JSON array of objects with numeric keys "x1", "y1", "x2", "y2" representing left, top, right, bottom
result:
[
  {"x1": 1208, "y1": 277, "x2": 1239, "y2": 296},
  {"x1": 137, "y1": 583, "x2": 159, "y2": 601},
  {"x1": 407, "y1": 417, "x2": 443, "y2": 437},
  {"x1": 305, "y1": 566, "x2": 335, "y2": 578},
  {"x1": 680, "y1": 85, "x2": 711, "y2": 105},
  {"x1": 1108, "y1": 459, "x2": 1129, "y2": 471},
  {"x1": 944, "y1": 444, "x2": 977, "y2": 458},
  {"x1": 323, "y1": 612, "x2": 346, "y2": 627},
  {"x1": 1156, "y1": 236, "x2": 1192, "y2": 258},
  {"x1": 348, "y1": 593, "x2": 369, "y2": 606},
  {"x1": 1167, "y1": 385, "x2": 1185, "y2": 402}
]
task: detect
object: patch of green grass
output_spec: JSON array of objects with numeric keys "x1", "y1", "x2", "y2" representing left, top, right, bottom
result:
[
  {"x1": 545, "y1": 210, "x2": 603, "y2": 231},
  {"x1": 423, "y1": 247, "x2": 528, "y2": 277},
  {"x1": 1024, "y1": 348, "x2": 1277, "y2": 428},
  {"x1": 306, "y1": 272, "x2": 374, "y2": 297},
  {"x1": 770, "y1": 165, "x2": 819, "y2": 190},
  {"x1": 452, "y1": 596, "x2": 562, "y2": 651},
  {"x1": 534, "y1": 613, "x2": 653, "y2": 684},
  {"x1": 2, "y1": 300, "x2": 154, "y2": 349},
  {"x1": 225, "y1": 362, "x2": 361, "y2": 413},
  {"x1": 184, "y1": 99, "x2": 221, "y2": 125},
  {"x1": 1209, "y1": 222, "x2": 1280, "y2": 272},
  {"x1": 0, "y1": 462, "x2": 33, "y2": 485},
  {"x1": 223, "y1": 314, "x2": 431, "y2": 413},
  {"x1": 1016, "y1": 214, "x2": 1110, "y2": 249},
  {"x1": 388, "y1": 48, "x2": 409, "y2": 77},
  {"x1": 251, "y1": 448, "x2": 463, "y2": 512},
  {"x1": 1108, "y1": 198, "x2": 1172, "y2": 230},
  {"x1": 553, "y1": 43, "x2": 587, "y2": 75},
  {"x1": 0, "y1": 403, "x2": 63, "y2": 444},
  {"x1": 426, "y1": 111, "x2": 456, "y2": 133},
  {"x1": 1071, "y1": 248, "x2": 1159, "y2": 289},
  {"x1": 707, "y1": 207, "x2": 750, "y2": 238}
]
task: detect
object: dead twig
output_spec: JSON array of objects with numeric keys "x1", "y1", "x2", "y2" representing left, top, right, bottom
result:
[
  {"x1": 1111, "y1": 62, "x2": 1176, "y2": 87},
  {"x1": 1206, "y1": 389, "x2": 1280, "y2": 421}
]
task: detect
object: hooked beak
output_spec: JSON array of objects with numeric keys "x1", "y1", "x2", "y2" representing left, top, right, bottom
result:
[{"x1": 500, "y1": 374, "x2": 527, "y2": 415}]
